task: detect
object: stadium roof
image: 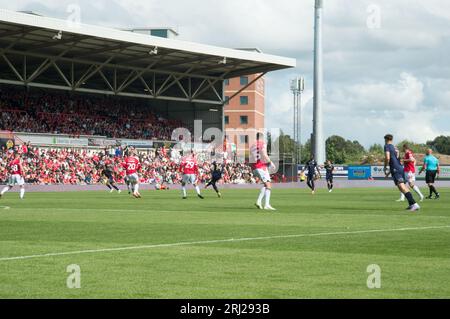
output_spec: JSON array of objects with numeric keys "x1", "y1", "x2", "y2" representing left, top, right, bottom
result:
[{"x1": 0, "y1": 9, "x2": 296, "y2": 104}]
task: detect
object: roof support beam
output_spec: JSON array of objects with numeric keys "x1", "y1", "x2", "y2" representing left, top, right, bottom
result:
[
  {"x1": 26, "y1": 34, "x2": 91, "y2": 51},
  {"x1": 1, "y1": 54, "x2": 23, "y2": 81},
  {"x1": 0, "y1": 26, "x2": 34, "y2": 38},
  {"x1": 3, "y1": 48, "x2": 221, "y2": 80}
]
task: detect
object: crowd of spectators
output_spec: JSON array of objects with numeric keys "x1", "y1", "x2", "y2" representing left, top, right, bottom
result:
[
  {"x1": 0, "y1": 87, "x2": 184, "y2": 140},
  {"x1": 0, "y1": 144, "x2": 258, "y2": 186}
]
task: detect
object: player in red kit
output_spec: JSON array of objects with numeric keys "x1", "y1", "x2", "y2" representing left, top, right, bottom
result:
[
  {"x1": 397, "y1": 144, "x2": 424, "y2": 202},
  {"x1": 122, "y1": 150, "x2": 142, "y2": 198},
  {"x1": 250, "y1": 132, "x2": 276, "y2": 210},
  {"x1": 1, "y1": 153, "x2": 26, "y2": 200},
  {"x1": 180, "y1": 151, "x2": 204, "y2": 199}
]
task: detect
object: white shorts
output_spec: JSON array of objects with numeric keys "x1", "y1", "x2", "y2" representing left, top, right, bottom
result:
[
  {"x1": 406, "y1": 171, "x2": 416, "y2": 183},
  {"x1": 127, "y1": 173, "x2": 139, "y2": 184},
  {"x1": 9, "y1": 174, "x2": 25, "y2": 186},
  {"x1": 182, "y1": 174, "x2": 197, "y2": 185},
  {"x1": 253, "y1": 168, "x2": 271, "y2": 183}
]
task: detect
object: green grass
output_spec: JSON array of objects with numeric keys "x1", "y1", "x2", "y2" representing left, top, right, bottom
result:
[{"x1": 0, "y1": 187, "x2": 449, "y2": 299}]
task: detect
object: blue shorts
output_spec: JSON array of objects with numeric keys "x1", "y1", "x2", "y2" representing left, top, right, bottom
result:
[{"x1": 391, "y1": 168, "x2": 406, "y2": 186}]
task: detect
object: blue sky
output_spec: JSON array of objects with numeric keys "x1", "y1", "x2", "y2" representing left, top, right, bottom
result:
[{"x1": 1, "y1": 0, "x2": 449, "y2": 147}]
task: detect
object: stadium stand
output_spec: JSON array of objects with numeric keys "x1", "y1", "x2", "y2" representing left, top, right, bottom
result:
[
  {"x1": 0, "y1": 86, "x2": 184, "y2": 140},
  {"x1": 0, "y1": 144, "x2": 256, "y2": 186}
]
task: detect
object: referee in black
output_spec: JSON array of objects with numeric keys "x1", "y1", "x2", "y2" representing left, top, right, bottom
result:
[{"x1": 418, "y1": 149, "x2": 441, "y2": 199}]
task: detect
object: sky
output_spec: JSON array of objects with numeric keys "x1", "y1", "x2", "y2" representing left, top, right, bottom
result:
[{"x1": 1, "y1": 0, "x2": 449, "y2": 147}]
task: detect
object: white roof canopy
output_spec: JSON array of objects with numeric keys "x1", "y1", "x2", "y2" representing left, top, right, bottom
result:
[{"x1": 0, "y1": 9, "x2": 296, "y2": 104}]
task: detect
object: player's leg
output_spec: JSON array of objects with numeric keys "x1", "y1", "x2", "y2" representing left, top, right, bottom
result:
[
  {"x1": 397, "y1": 182, "x2": 419, "y2": 211},
  {"x1": 123, "y1": 176, "x2": 131, "y2": 194},
  {"x1": 0, "y1": 185, "x2": 12, "y2": 197},
  {"x1": 255, "y1": 186, "x2": 265, "y2": 209},
  {"x1": 397, "y1": 172, "x2": 412, "y2": 202},
  {"x1": 110, "y1": 178, "x2": 120, "y2": 192},
  {"x1": 211, "y1": 179, "x2": 221, "y2": 197},
  {"x1": 397, "y1": 192, "x2": 406, "y2": 202},
  {"x1": 425, "y1": 171, "x2": 438, "y2": 199},
  {"x1": 133, "y1": 183, "x2": 140, "y2": 197},
  {"x1": 181, "y1": 175, "x2": 187, "y2": 199},
  {"x1": 253, "y1": 169, "x2": 265, "y2": 209},
  {"x1": 430, "y1": 172, "x2": 439, "y2": 199},
  {"x1": 260, "y1": 170, "x2": 275, "y2": 210},
  {"x1": 327, "y1": 177, "x2": 333, "y2": 192},
  {"x1": 307, "y1": 175, "x2": 315, "y2": 194},
  {"x1": 263, "y1": 181, "x2": 275, "y2": 210},
  {"x1": 17, "y1": 176, "x2": 25, "y2": 199},
  {"x1": 19, "y1": 185, "x2": 25, "y2": 199},
  {"x1": 306, "y1": 177, "x2": 312, "y2": 190},
  {"x1": 132, "y1": 175, "x2": 141, "y2": 198},
  {"x1": 409, "y1": 182, "x2": 424, "y2": 201},
  {"x1": 205, "y1": 176, "x2": 214, "y2": 189},
  {"x1": 1, "y1": 175, "x2": 16, "y2": 198},
  {"x1": 193, "y1": 176, "x2": 204, "y2": 199}
]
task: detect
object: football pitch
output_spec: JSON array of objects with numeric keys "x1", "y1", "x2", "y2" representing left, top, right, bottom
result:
[{"x1": 0, "y1": 187, "x2": 449, "y2": 299}]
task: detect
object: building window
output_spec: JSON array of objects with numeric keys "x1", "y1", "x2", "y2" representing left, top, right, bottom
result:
[
  {"x1": 150, "y1": 29, "x2": 168, "y2": 38},
  {"x1": 240, "y1": 135, "x2": 249, "y2": 144},
  {"x1": 240, "y1": 115, "x2": 248, "y2": 125},
  {"x1": 224, "y1": 116, "x2": 229, "y2": 125},
  {"x1": 240, "y1": 96, "x2": 248, "y2": 105},
  {"x1": 224, "y1": 96, "x2": 230, "y2": 105},
  {"x1": 240, "y1": 76, "x2": 249, "y2": 86},
  {"x1": 224, "y1": 79, "x2": 230, "y2": 86}
]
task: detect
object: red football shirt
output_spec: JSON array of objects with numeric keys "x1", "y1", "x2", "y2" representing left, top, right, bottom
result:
[
  {"x1": 9, "y1": 158, "x2": 23, "y2": 175},
  {"x1": 250, "y1": 140, "x2": 267, "y2": 170},
  {"x1": 180, "y1": 157, "x2": 198, "y2": 175},
  {"x1": 122, "y1": 156, "x2": 141, "y2": 175},
  {"x1": 404, "y1": 150, "x2": 415, "y2": 173}
]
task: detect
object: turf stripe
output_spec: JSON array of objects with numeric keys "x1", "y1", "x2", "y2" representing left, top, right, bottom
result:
[{"x1": 1, "y1": 225, "x2": 449, "y2": 262}]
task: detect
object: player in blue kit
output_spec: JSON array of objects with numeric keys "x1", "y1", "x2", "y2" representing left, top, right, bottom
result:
[
  {"x1": 324, "y1": 160, "x2": 334, "y2": 193},
  {"x1": 205, "y1": 161, "x2": 225, "y2": 198},
  {"x1": 301, "y1": 155, "x2": 321, "y2": 195},
  {"x1": 384, "y1": 134, "x2": 420, "y2": 211}
]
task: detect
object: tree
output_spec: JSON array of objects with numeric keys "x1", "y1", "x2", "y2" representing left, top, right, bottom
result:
[
  {"x1": 300, "y1": 139, "x2": 312, "y2": 164},
  {"x1": 427, "y1": 136, "x2": 450, "y2": 155},
  {"x1": 325, "y1": 135, "x2": 366, "y2": 164},
  {"x1": 368, "y1": 143, "x2": 384, "y2": 155},
  {"x1": 396, "y1": 140, "x2": 428, "y2": 155},
  {"x1": 276, "y1": 130, "x2": 296, "y2": 155}
]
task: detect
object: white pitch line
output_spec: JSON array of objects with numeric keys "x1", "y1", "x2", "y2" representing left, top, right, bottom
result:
[
  {"x1": 0, "y1": 225, "x2": 449, "y2": 262},
  {"x1": 0, "y1": 206, "x2": 11, "y2": 210}
]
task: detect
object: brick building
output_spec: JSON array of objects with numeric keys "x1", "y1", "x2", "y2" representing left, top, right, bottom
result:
[{"x1": 223, "y1": 73, "x2": 265, "y2": 153}]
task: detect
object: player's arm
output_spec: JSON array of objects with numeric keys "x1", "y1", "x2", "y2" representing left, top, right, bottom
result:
[
  {"x1": 262, "y1": 148, "x2": 276, "y2": 172},
  {"x1": 437, "y1": 162, "x2": 440, "y2": 176},
  {"x1": 260, "y1": 147, "x2": 271, "y2": 166},
  {"x1": 403, "y1": 154, "x2": 414, "y2": 163},
  {"x1": 418, "y1": 161, "x2": 426, "y2": 175},
  {"x1": 316, "y1": 164, "x2": 321, "y2": 178},
  {"x1": 19, "y1": 161, "x2": 25, "y2": 176},
  {"x1": 384, "y1": 150, "x2": 391, "y2": 177}
]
